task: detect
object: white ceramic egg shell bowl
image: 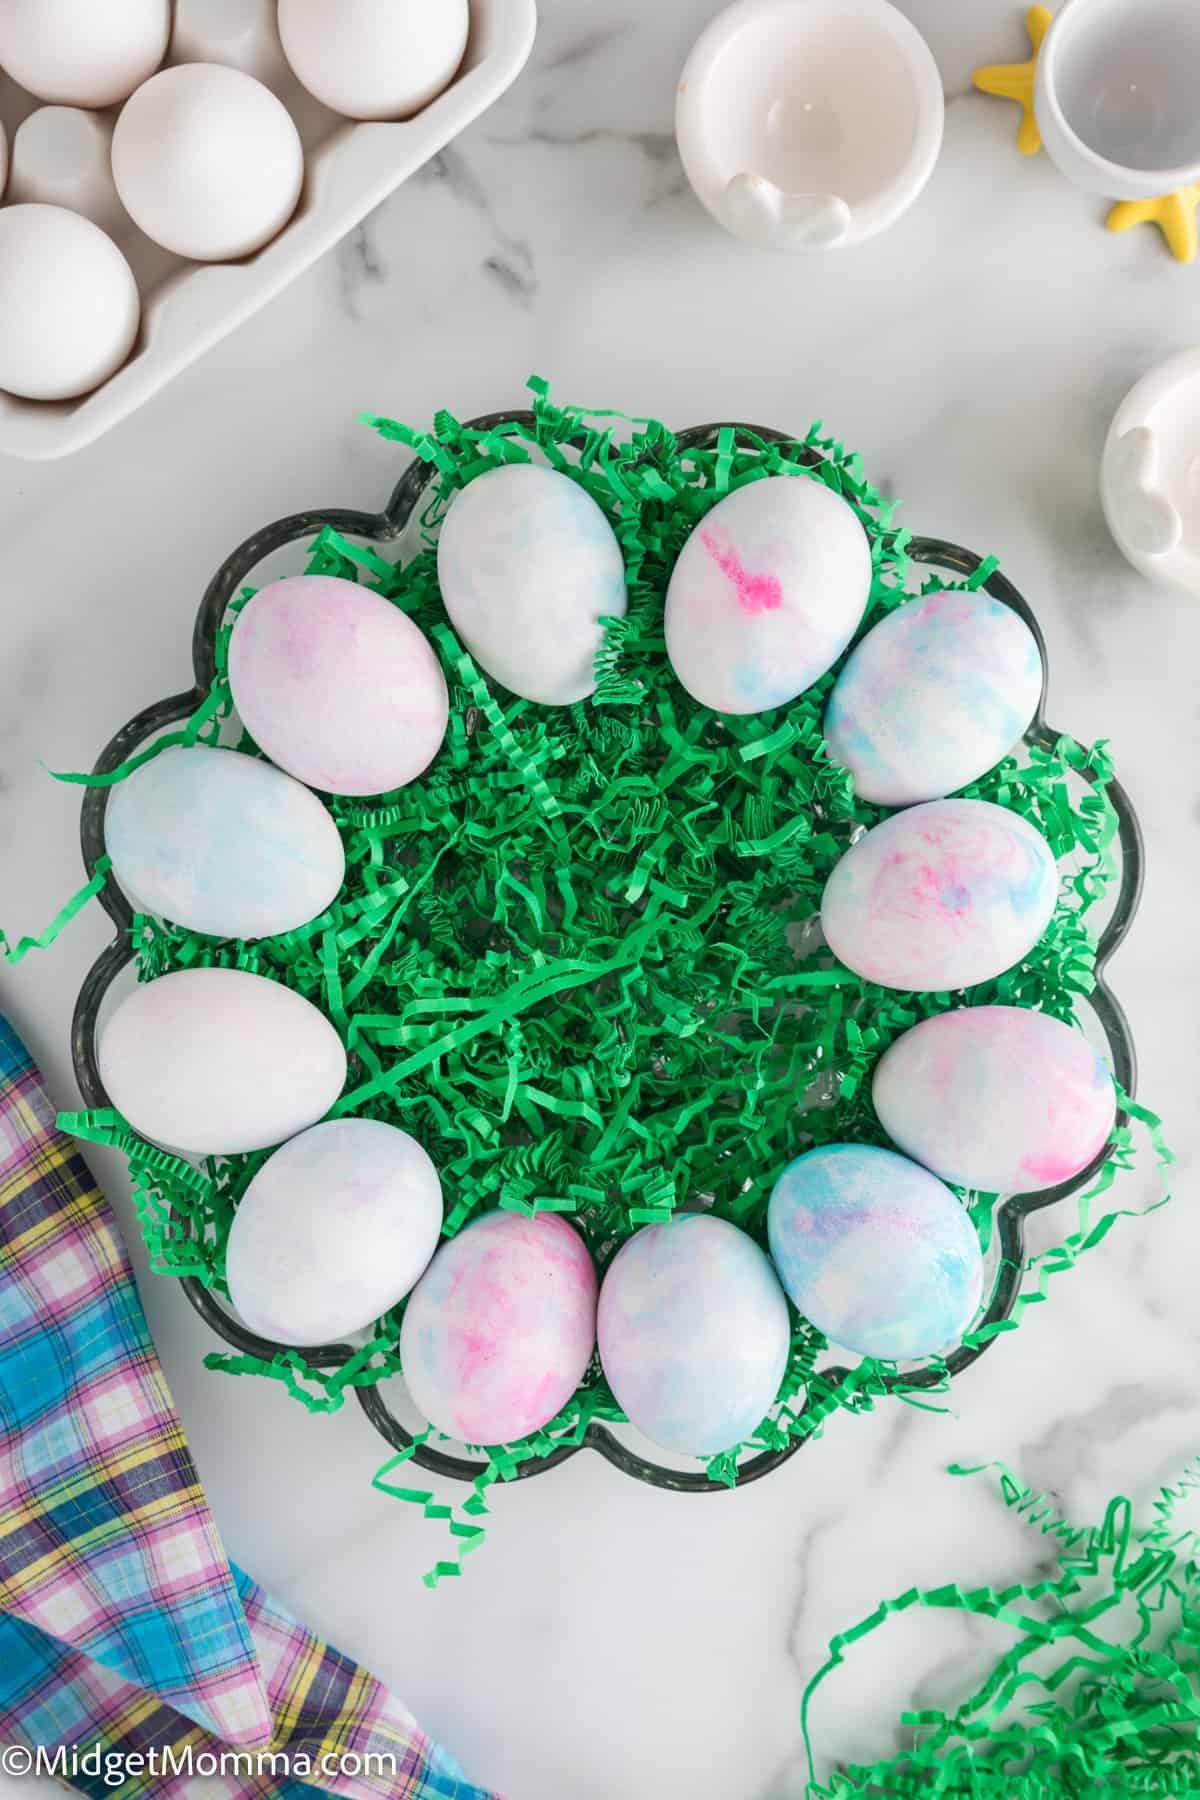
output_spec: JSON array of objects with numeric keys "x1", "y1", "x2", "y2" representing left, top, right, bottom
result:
[{"x1": 0, "y1": 0, "x2": 536, "y2": 463}]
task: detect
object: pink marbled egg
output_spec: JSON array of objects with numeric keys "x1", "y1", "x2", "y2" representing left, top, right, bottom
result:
[
  {"x1": 873, "y1": 1005, "x2": 1117, "y2": 1195},
  {"x1": 98, "y1": 968, "x2": 346, "y2": 1155},
  {"x1": 398, "y1": 1210, "x2": 598, "y2": 1447},
  {"x1": 821, "y1": 799, "x2": 1058, "y2": 992},
  {"x1": 228, "y1": 574, "x2": 448, "y2": 796}
]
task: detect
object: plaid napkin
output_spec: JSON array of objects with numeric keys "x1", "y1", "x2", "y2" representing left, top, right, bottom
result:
[{"x1": 0, "y1": 1014, "x2": 495, "y2": 1799}]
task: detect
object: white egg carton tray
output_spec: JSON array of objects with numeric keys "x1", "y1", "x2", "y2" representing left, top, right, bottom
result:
[{"x1": 0, "y1": 0, "x2": 536, "y2": 462}]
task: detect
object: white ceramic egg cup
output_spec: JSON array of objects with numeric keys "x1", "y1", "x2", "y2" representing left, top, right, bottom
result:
[
  {"x1": 675, "y1": 0, "x2": 944, "y2": 252},
  {"x1": 1035, "y1": 0, "x2": 1200, "y2": 201},
  {"x1": 1101, "y1": 349, "x2": 1200, "y2": 592},
  {"x1": 0, "y1": 0, "x2": 536, "y2": 461}
]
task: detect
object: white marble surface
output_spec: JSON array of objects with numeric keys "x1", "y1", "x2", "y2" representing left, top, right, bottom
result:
[{"x1": 1, "y1": 5, "x2": 1199, "y2": 1796}]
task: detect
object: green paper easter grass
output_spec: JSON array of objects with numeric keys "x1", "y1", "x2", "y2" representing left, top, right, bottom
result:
[
  {"x1": 26, "y1": 382, "x2": 1170, "y2": 1581},
  {"x1": 802, "y1": 1457, "x2": 1200, "y2": 1798}
]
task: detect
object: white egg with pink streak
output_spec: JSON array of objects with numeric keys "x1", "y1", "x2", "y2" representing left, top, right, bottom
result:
[{"x1": 664, "y1": 473, "x2": 872, "y2": 715}]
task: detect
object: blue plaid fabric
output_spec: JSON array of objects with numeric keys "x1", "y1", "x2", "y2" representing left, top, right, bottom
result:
[{"x1": 0, "y1": 1016, "x2": 495, "y2": 1799}]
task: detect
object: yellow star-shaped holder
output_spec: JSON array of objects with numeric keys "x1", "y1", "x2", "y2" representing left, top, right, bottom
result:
[
  {"x1": 973, "y1": 4, "x2": 1051, "y2": 156},
  {"x1": 1108, "y1": 188, "x2": 1200, "y2": 264},
  {"x1": 973, "y1": 5, "x2": 1200, "y2": 263}
]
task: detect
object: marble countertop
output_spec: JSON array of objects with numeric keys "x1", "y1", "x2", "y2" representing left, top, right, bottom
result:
[{"x1": 2, "y1": 5, "x2": 1199, "y2": 1795}]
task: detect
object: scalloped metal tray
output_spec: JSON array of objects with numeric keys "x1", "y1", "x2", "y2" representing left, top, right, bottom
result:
[{"x1": 70, "y1": 416, "x2": 1144, "y2": 1493}]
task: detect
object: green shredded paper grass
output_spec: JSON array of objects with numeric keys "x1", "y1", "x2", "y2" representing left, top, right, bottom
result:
[
  {"x1": 13, "y1": 381, "x2": 1170, "y2": 1581},
  {"x1": 804, "y1": 1459, "x2": 1200, "y2": 1798}
]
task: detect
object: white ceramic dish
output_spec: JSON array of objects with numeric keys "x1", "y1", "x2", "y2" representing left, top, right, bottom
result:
[
  {"x1": 0, "y1": 0, "x2": 536, "y2": 461},
  {"x1": 1035, "y1": 0, "x2": 1200, "y2": 201},
  {"x1": 675, "y1": 0, "x2": 943, "y2": 253},
  {"x1": 1101, "y1": 348, "x2": 1200, "y2": 593}
]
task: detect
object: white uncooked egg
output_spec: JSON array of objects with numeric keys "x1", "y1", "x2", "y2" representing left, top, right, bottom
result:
[
  {"x1": 112, "y1": 63, "x2": 304, "y2": 261},
  {"x1": 0, "y1": 0, "x2": 170, "y2": 108},
  {"x1": 0, "y1": 205, "x2": 140, "y2": 402},
  {"x1": 278, "y1": 0, "x2": 470, "y2": 121}
]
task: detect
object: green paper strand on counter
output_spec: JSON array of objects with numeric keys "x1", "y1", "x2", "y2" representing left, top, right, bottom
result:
[
  {"x1": 49, "y1": 683, "x2": 232, "y2": 786},
  {"x1": 4, "y1": 381, "x2": 1168, "y2": 1581},
  {"x1": 803, "y1": 1458, "x2": 1200, "y2": 1798},
  {"x1": 0, "y1": 857, "x2": 111, "y2": 964}
]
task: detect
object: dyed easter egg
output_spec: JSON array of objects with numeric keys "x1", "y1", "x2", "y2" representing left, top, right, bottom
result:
[
  {"x1": 436, "y1": 464, "x2": 628, "y2": 705},
  {"x1": 399, "y1": 1210, "x2": 598, "y2": 1445},
  {"x1": 227, "y1": 575, "x2": 449, "y2": 795},
  {"x1": 824, "y1": 589, "x2": 1043, "y2": 805},
  {"x1": 873, "y1": 1006, "x2": 1116, "y2": 1195},
  {"x1": 821, "y1": 799, "x2": 1057, "y2": 992},
  {"x1": 663, "y1": 474, "x2": 871, "y2": 715},
  {"x1": 597, "y1": 1215, "x2": 790, "y2": 1457},
  {"x1": 105, "y1": 746, "x2": 345, "y2": 940},
  {"x1": 226, "y1": 1120, "x2": 443, "y2": 1346},
  {"x1": 768, "y1": 1145, "x2": 984, "y2": 1361},
  {"x1": 98, "y1": 968, "x2": 346, "y2": 1155}
]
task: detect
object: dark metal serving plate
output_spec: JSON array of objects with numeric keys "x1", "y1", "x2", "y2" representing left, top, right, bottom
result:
[{"x1": 71, "y1": 416, "x2": 1144, "y2": 1493}]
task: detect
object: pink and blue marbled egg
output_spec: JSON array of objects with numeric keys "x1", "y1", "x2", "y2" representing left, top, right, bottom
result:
[
  {"x1": 399, "y1": 1210, "x2": 597, "y2": 1447},
  {"x1": 664, "y1": 475, "x2": 872, "y2": 715},
  {"x1": 873, "y1": 1005, "x2": 1116, "y2": 1195},
  {"x1": 228, "y1": 574, "x2": 448, "y2": 796},
  {"x1": 767, "y1": 1145, "x2": 984, "y2": 1361},
  {"x1": 597, "y1": 1215, "x2": 790, "y2": 1457},
  {"x1": 821, "y1": 798, "x2": 1058, "y2": 992},
  {"x1": 825, "y1": 589, "x2": 1043, "y2": 805}
]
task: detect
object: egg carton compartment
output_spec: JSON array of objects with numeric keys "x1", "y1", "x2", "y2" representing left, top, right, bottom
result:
[
  {"x1": 67, "y1": 415, "x2": 1145, "y2": 1494},
  {"x1": 0, "y1": 0, "x2": 536, "y2": 461}
]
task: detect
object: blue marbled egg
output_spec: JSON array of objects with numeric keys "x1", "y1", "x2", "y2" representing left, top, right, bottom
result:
[
  {"x1": 597, "y1": 1214, "x2": 791, "y2": 1457},
  {"x1": 825, "y1": 589, "x2": 1043, "y2": 806},
  {"x1": 437, "y1": 463, "x2": 627, "y2": 705},
  {"x1": 105, "y1": 745, "x2": 345, "y2": 940},
  {"x1": 767, "y1": 1144, "x2": 984, "y2": 1361}
]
